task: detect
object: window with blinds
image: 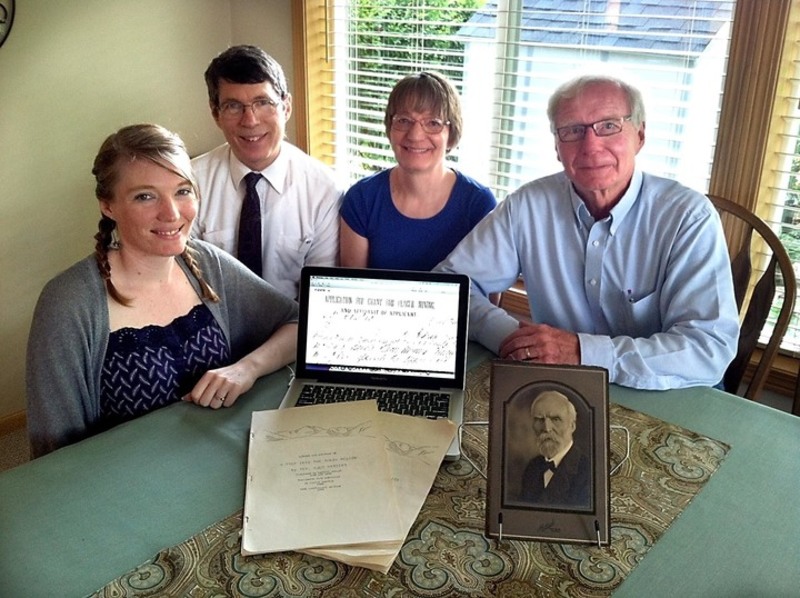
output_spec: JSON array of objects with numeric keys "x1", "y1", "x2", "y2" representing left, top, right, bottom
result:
[
  {"x1": 318, "y1": 0, "x2": 735, "y2": 199},
  {"x1": 761, "y1": 8, "x2": 800, "y2": 353}
]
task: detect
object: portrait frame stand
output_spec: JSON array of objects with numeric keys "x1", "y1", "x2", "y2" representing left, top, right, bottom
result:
[{"x1": 481, "y1": 360, "x2": 615, "y2": 546}]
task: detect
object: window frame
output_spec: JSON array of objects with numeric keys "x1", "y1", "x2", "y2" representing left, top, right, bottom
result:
[{"x1": 294, "y1": 0, "x2": 799, "y2": 393}]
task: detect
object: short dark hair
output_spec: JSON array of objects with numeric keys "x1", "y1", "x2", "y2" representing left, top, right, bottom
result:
[
  {"x1": 384, "y1": 71, "x2": 463, "y2": 151},
  {"x1": 204, "y1": 45, "x2": 289, "y2": 111}
]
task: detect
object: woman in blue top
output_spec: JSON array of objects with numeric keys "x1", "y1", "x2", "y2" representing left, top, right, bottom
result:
[{"x1": 340, "y1": 71, "x2": 496, "y2": 271}]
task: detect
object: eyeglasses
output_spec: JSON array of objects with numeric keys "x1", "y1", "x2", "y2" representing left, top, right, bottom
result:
[
  {"x1": 218, "y1": 98, "x2": 282, "y2": 120},
  {"x1": 391, "y1": 115, "x2": 450, "y2": 135},
  {"x1": 555, "y1": 116, "x2": 632, "y2": 142}
]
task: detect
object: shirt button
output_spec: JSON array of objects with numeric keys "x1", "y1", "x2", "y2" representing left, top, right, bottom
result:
[
  {"x1": 592, "y1": 240, "x2": 600, "y2": 247},
  {"x1": 589, "y1": 279, "x2": 598, "y2": 286}
]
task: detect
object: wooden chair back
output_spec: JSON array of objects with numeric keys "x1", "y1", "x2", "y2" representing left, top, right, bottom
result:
[{"x1": 708, "y1": 194, "x2": 796, "y2": 404}]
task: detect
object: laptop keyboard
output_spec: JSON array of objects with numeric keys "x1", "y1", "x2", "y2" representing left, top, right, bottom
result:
[{"x1": 296, "y1": 384, "x2": 450, "y2": 419}]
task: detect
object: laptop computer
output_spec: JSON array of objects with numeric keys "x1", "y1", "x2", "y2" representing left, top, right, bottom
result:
[{"x1": 280, "y1": 266, "x2": 471, "y2": 460}]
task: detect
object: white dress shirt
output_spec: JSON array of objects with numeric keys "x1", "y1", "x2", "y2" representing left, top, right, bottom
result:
[
  {"x1": 544, "y1": 440, "x2": 573, "y2": 487},
  {"x1": 191, "y1": 142, "x2": 343, "y2": 299}
]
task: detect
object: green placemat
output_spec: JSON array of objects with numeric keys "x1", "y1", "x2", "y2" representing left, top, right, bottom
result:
[{"x1": 93, "y1": 361, "x2": 730, "y2": 597}]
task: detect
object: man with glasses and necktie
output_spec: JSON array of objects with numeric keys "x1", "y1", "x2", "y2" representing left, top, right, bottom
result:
[
  {"x1": 437, "y1": 74, "x2": 739, "y2": 391},
  {"x1": 192, "y1": 45, "x2": 343, "y2": 300}
]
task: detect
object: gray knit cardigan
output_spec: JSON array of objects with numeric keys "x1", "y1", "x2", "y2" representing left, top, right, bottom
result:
[{"x1": 26, "y1": 239, "x2": 298, "y2": 458}]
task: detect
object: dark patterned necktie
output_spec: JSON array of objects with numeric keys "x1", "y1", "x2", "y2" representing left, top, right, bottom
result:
[{"x1": 237, "y1": 172, "x2": 262, "y2": 275}]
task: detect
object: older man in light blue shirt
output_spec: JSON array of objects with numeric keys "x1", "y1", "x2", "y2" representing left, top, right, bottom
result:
[{"x1": 437, "y1": 75, "x2": 738, "y2": 390}]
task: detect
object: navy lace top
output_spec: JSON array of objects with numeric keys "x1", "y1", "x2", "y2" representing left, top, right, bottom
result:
[{"x1": 99, "y1": 303, "x2": 231, "y2": 430}]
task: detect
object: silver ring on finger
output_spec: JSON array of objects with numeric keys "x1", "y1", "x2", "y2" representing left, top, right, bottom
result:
[{"x1": 525, "y1": 347, "x2": 531, "y2": 359}]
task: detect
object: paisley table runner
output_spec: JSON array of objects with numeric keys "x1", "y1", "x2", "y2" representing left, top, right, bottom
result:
[{"x1": 93, "y1": 361, "x2": 730, "y2": 597}]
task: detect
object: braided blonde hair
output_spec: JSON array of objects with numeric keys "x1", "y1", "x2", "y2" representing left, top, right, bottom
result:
[{"x1": 91, "y1": 124, "x2": 219, "y2": 305}]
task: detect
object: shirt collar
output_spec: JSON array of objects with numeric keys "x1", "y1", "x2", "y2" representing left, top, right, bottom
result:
[
  {"x1": 570, "y1": 168, "x2": 644, "y2": 234},
  {"x1": 226, "y1": 144, "x2": 288, "y2": 194},
  {"x1": 607, "y1": 168, "x2": 643, "y2": 235}
]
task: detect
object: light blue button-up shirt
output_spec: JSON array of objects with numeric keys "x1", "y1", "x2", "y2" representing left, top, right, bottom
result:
[{"x1": 437, "y1": 169, "x2": 739, "y2": 390}]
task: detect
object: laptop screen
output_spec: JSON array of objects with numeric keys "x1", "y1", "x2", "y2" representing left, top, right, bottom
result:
[{"x1": 296, "y1": 267, "x2": 470, "y2": 389}]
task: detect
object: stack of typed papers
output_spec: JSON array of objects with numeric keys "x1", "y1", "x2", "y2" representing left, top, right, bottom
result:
[{"x1": 241, "y1": 400, "x2": 457, "y2": 573}]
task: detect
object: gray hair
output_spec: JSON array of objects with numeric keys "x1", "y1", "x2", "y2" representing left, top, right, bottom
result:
[
  {"x1": 530, "y1": 390, "x2": 577, "y2": 424},
  {"x1": 546, "y1": 74, "x2": 646, "y2": 133}
]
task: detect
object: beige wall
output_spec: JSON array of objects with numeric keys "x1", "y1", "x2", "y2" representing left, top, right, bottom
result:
[{"x1": 0, "y1": 0, "x2": 294, "y2": 422}]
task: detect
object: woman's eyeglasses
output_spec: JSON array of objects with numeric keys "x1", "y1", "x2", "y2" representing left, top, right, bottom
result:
[{"x1": 391, "y1": 115, "x2": 450, "y2": 134}]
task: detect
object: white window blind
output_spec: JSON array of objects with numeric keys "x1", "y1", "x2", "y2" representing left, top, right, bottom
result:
[
  {"x1": 323, "y1": 0, "x2": 735, "y2": 199},
  {"x1": 761, "y1": 9, "x2": 800, "y2": 353}
]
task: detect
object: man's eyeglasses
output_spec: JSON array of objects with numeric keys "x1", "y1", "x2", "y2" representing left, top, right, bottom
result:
[
  {"x1": 218, "y1": 98, "x2": 282, "y2": 120},
  {"x1": 555, "y1": 116, "x2": 632, "y2": 142},
  {"x1": 391, "y1": 115, "x2": 450, "y2": 135}
]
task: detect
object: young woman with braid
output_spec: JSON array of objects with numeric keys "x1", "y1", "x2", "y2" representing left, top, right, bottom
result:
[{"x1": 26, "y1": 124, "x2": 298, "y2": 458}]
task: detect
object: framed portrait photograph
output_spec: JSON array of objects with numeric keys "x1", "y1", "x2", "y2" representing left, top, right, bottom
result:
[{"x1": 486, "y1": 360, "x2": 610, "y2": 545}]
